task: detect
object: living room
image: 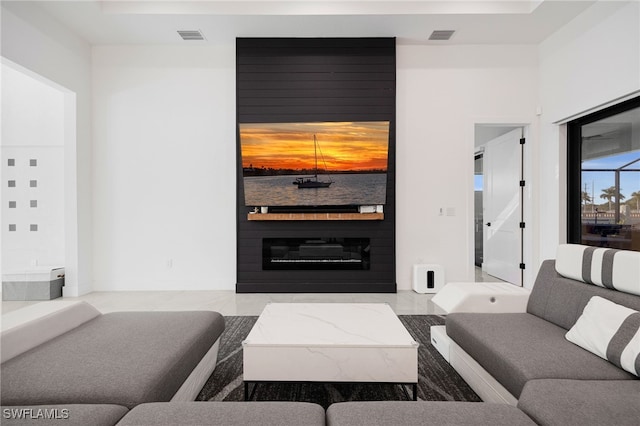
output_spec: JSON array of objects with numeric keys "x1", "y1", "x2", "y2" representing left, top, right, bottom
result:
[{"x1": 1, "y1": 1, "x2": 639, "y2": 425}]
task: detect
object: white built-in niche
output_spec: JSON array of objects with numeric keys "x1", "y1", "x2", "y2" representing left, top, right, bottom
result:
[{"x1": 1, "y1": 64, "x2": 65, "y2": 272}]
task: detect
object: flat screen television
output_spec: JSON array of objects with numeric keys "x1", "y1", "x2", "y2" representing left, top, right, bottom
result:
[{"x1": 239, "y1": 121, "x2": 390, "y2": 208}]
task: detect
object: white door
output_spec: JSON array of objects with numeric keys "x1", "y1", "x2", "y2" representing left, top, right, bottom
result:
[{"x1": 483, "y1": 128, "x2": 522, "y2": 285}]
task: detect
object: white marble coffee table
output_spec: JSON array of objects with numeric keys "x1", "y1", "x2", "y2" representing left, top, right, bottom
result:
[{"x1": 242, "y1": 302, "x2": 419, "y2": 400}]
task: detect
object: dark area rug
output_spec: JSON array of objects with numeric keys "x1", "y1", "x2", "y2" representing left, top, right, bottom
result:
[{"x1": 196, "y1": 315, "x2": 480, "y2": 408}]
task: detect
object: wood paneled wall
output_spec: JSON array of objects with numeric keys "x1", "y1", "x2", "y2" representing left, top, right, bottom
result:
[{"x1": 236, "y1": 38, "x2": 396, "y2": 293}]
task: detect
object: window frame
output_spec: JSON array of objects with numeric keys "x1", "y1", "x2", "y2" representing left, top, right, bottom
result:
[{"x1": 567, "y1": 96, "x2": 640, "y2": 245}]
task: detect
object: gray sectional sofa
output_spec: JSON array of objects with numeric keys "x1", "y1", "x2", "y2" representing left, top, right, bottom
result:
[
  {"x1": 0, "y1": 301, "x2": 534, "y2": 426},
  {"x1": 444, "y1": 244, "x2": 640, "y2": 425},
  {"x1": 2, "y1": 244, "x2": 639, "y2": 425}
]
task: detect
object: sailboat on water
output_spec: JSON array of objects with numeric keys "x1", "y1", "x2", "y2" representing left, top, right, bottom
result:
[{"x1": 293, "y1": 134, "x2": 333, "y2": 189}]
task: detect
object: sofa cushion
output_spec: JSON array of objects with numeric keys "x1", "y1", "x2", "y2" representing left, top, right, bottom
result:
[
  {"x1": 116, "y1": 402, "x2": 325, "y2": 426},
  {"x1": 527, "y1": 260, "x2": 640, "y2": 330},
  {"x1": 517, "y1": 379, "x2": 640, "y2": 426},
  {"x1": 1, "y1": 311, "x2": 224, "y2": 409},
  {"x1": 326, "y1": 401, "x2": 536, "y2": 426},
  {"x1": 1, "y1": 405, "x2": 128, "y2": 426},
  {"x1": 565, "y1": 296, "x2": 640, "y2": 376},
  {"x1": 446, "y1": 312, "x2": 636, "y2": 398},
  {"x1": 555, "y1": 244, "x2": 640, "y2": 296}
]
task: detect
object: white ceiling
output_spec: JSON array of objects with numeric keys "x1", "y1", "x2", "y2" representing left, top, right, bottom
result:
[{"x1": 18, "y1": 0, "x2": 600, "y2": 45}]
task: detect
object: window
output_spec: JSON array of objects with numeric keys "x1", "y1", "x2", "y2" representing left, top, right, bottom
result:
[{"x1": 567, "y1": 97, "x2": 640, "y2": 251}]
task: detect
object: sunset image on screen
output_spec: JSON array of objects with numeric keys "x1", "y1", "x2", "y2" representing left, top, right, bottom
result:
[{"x1": 240, "y1": 121, "x2": 389, "y2": 173}]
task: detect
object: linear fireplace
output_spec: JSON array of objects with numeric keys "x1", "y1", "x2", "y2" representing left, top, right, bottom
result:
[{"x1": 263, "y1": 238, "x2": 370, "y2": 270}]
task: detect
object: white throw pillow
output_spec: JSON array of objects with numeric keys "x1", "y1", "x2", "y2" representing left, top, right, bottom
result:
[{"x1": 565, "y1": 296, "x2": 640, "y2": 377}]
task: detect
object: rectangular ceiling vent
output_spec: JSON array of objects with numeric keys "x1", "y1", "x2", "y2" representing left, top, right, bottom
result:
[
  {"x1": 429, "y1": 30, "x2": 455, "y2": 41},
  {"x1": 178, "y1": 30, "x2": 205, "y2": 41}
]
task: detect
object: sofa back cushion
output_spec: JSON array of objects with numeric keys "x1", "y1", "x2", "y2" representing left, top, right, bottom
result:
[
  {"x1": 527, "y1": 260, "x2": 640, "y2": 330},
  {"x1": 555, "y1": 244, "x2": 640, "y2": 296}
]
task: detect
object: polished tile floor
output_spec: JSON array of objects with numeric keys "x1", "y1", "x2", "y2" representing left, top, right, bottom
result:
[
  {"x1": 1, "y1": 290, "x2": 443, "y2": 316},
  {"x1": 1, "y1": 268, "x2": 502, "y2": 317}
]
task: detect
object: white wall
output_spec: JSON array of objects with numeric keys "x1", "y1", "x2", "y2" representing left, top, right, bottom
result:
[
  {"x1": 92, "y1": 45, "x2": 236, "y2": 290},
  {"x1": 1, "y1": 64, "x2": 65, "y2": 271},
  {"x1": 1, "y1": 2, "x2": 92, "y2": 296},
  {"x1": 537, "y1": 0, "x2": 640, "y2": 261},
  {"x1": 396, "y1": 44, "x2": 538, "y2": 289},
  {"x1": 90, "y1": 43, "x2": 537, "y2": 291}
]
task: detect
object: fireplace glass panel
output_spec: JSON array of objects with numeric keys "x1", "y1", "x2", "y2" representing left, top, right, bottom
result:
[{"x1": 263, "y1": 238, "x2": 371, "y2": 270}]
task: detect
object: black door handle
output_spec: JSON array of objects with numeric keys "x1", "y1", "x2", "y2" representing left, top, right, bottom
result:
[{"x1": 486, "y1": 222, "x2": 491, "y2": 227}]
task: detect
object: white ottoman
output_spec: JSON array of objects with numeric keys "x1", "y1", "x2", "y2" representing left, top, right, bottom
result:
[{"x1": 243, "y1": 303, "x2": 419, "y2": 400}]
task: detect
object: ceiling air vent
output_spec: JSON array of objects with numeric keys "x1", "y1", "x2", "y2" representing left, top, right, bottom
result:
[
  {"x1": 178, "y1": 30, "x2": 205, "y2": 41},
  {"x1": 429, "y1": 30, "x2": 455, "y2": 41}
]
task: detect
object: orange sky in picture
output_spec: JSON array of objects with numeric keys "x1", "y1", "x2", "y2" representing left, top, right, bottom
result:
[{"x1": 240, "y1": 121, "x2": 389, "y2": 171}]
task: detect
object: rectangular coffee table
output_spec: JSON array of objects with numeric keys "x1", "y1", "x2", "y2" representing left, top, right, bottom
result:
[{"x1": 242, "y1": 303, "x2": 419, "y2": 400}]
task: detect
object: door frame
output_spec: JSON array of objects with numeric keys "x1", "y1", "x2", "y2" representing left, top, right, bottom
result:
[
  {"x1": 470, "y1": 121, "x2": 534, "y2": 288},
  {"x1": 474, "y1": 152, "x2": 484, "y2": 267}
]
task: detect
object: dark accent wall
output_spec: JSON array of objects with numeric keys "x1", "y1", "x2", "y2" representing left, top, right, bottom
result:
[{"x1": 236, "y1": 38, "x2": 396, "y2": 293}]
